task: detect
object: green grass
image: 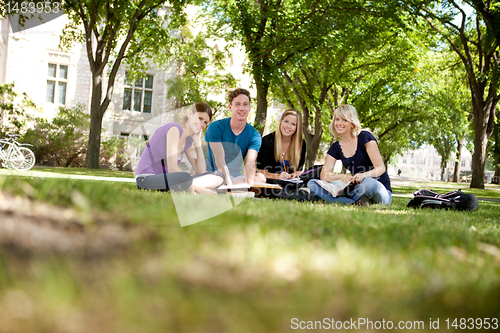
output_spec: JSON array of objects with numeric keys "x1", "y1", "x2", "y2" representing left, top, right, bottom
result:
[
  {"x1": 1, "y1": 173, "x2": 500, "y2": 332},
  {"x1": 391, "y1": 179, "x2": 500, "y2": 199}
]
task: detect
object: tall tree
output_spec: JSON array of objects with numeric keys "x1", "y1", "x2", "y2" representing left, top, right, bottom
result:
[
  {"x1": 420, "y1": 50, "x2": 472, "y2": 182},
  {"x1": 61, "y1": 0, "x2": 187, "y2": 169},
  {"x1": 275, "y1": 15, "x2": 427, "y2": 167},
  {"x1": 204, "y1": 0, "x2": 337, "y2": 133},
  {"x1": 418, "y1": 0, "x2": 500, "y2": 188}
]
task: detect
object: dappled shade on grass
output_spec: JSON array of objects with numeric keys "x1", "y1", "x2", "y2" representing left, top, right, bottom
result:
[{"x1": 0, "y1": 174, "x2": 499, "y2": 332}]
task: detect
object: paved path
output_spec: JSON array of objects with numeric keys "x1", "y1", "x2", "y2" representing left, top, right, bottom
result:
[{"x1": 0, "y1": 169, "x2": 136, "y2": 183}]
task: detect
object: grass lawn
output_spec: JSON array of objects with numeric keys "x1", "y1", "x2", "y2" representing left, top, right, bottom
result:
[
  {"x1": 1, "y1": 173, "x2": 499, "y2": 332},
  {"x1": 391, "y1": 178, "x2": 500, "y2": 199}
]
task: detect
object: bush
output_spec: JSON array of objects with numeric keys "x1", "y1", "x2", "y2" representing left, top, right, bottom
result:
[
  {"x1": 100, "y1": 136, "x2": 132, "y2": 171},
  {"x1": 0, "y1": 83, "x2": 37, "y2": 137},
  {"x1": 23, "y1": 104, "x2": 90, "y2": 167},
  {"x1": 23, "y1": 104, "x2": 132, "y2": 170}
]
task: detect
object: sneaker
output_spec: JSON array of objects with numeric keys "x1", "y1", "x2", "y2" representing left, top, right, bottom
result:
[{"x1": 356, "y1": 195, "x2": 370, "y2": 206}]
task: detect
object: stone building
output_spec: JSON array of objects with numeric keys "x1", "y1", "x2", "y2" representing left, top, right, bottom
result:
[{"x1": 390, "y1": 144, "x2": 477, "y2": 182}]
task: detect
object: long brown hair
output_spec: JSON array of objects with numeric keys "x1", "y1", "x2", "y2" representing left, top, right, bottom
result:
[{"x1": 274, "y1": 109, "x2": 303, "y2": 172}]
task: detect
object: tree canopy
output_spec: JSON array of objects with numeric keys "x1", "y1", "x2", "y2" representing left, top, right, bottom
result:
[{"x1": 61, "y1": 0, "x2": 188, "y2": 169}]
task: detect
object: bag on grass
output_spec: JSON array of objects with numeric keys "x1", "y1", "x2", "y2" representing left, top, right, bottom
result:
[{"x1": 407, "y1": 189, "x2": 479, "y2": 211}]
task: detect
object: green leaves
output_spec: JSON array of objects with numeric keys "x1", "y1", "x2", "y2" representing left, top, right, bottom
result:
[
  {"x1": 166, "y1": 20, "x2": 237, "y2": 115},
  {"x1": 0, "y1": 83, "x2": 38, "y2": 137}
]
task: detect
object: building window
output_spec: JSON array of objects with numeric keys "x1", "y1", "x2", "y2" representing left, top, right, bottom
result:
[
  {"x1": 418, "y1": 158, "x2": 425, "y2": 165},
  {"x1": 435, "y1": 159, "x2": 440, "y2": 166},
  {"x1": 46, "y1": 63, "x2": 68, "y2": 104},
  {"x1": 411, "y1": 157, "x2": 415, "y2": 164},
  {"x1": 402, "y1": 157, "x2": 407, "y2": 164},
  {"x1": 123, "y1": 72, "x2": 154, "y2": 113},
  {"x1": 461, "y1": 160, "x2": 466, "y2": 167}
]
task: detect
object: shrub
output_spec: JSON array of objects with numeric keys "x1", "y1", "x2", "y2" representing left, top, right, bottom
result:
[
  {"x1": 0, "y1": 82, "x2": 37, "y2": 137},
  {"x1": 23, "y1": 104, "x2": 90, "y2": 167},
  {"x1": 100, "y1": 136, "x2": 132, "y2": 171},
  {"x1": 23, "y1": 104, "x2": 132, "y2": 170}
]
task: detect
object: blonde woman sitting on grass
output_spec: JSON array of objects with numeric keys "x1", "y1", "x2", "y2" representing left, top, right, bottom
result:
[
  {"x1": 257, "y1": 109, "x2": 306, "y2": 180},
  {"x1": 307, "y1": 105, "x2": 392, "y2": 205}
]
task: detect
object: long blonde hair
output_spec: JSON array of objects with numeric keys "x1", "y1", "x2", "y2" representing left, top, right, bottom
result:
[
  {"x1": 329, "y1": 104, "x2": 362, "y2": 140},
  {"x1": 274, "y1": 109, "x2": 303, "y2": 172}
]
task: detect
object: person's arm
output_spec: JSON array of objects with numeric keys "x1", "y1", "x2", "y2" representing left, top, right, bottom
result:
[
  {"x1": 320, "y1": 154, "x2": 353, "y2": 183},
  {"x1": 245, "y1": 149, "x2": 260, "y2": 183},
  {"x1": 165, "y1": 127, "x2": 184, "y2": 173},
  {"x1": 352, "y1": 140, "x2": 386, "y2": 183},
  {"x1": 184, "y1": 132, "x2": 206, "y2": 175},
  {"x1": 209, "y1": 141, "x2": 232, "y2": 185}
]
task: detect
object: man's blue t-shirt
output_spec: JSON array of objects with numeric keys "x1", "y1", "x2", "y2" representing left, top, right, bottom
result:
[
  {"x1": 205, "y1": 118, "x2": 262, "y2": 177},
  {"x1": 327, "y1": 130, "x2": 392, "y2": 192}
]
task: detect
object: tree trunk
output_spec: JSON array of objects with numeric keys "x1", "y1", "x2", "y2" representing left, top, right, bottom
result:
[
  {"x1": 440, "y1": 159, "x2": 446, "y2": 181},
  {"x1": 253, "y1": 79, "x2": 269, "y2": 135},
  {"x1": 304, "y1": 130, "x2": 323, "y2": 169},
  {"x1": 470, "y1": 99, "x2": 497, "y2": 188},
  {"x1": 85, "y1": 76, "x2": 104, "y2": 169},
  {"x1": 453, "y1": 135, "x2": 465, "y2": 182}
]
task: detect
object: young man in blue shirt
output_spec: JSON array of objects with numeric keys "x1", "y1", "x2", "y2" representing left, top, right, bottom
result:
[{"x1": 205, "y1": 88, "x2": 266, "y2": 185}]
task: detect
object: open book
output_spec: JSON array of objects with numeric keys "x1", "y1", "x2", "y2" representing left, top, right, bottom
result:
[
  {"x1": 315, "y1": 179, "x2": 353, "y2": 197},
  {"x1": 218, "y1": 182, "x2": 282, "y2": 191}
]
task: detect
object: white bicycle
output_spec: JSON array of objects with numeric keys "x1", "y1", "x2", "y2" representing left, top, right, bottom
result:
[{"x1": 0, "y1": 134, "x2": 36, "y2": 171}]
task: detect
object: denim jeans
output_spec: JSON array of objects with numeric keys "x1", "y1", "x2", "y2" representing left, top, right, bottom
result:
[{"x1": 307, "y1": 177, "x2": 392, "y2": 205}]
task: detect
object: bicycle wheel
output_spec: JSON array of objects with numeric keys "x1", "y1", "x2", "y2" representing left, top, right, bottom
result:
[{"x1": 9, "y1": 147, "x2": 36, "y2": 171}]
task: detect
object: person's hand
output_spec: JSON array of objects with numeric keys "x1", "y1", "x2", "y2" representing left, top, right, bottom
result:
[
  {"x1": 278, "y1": 172, "x2": 292, "y2": 180},
  {"x1": 352, "y1": 173, "x2": 366, "y2": 184},
  {"x1": 340, "y1": 174, "x2": 354, "y2": 183},
  {"x1": 191, "y1": 131, "x2": 202, "y2": 146},
  {"x1": 291, "y1": 171, "x2": 302, "y2": 178}
]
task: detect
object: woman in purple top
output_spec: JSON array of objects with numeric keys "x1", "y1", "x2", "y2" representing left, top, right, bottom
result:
[
  {"x1": 136, "y1": 102, "x2": 224, "y2": 193},
  {"x1": 307, "y1": 104, "x2": 392, "y2": 205}
]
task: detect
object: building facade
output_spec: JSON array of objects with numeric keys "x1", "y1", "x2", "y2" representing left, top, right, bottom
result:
[
  {"x1": 0, "y1": 7, "x2": 253, "y2": 139},
  {"x1": 389, "y1": 144, "x2": 481, "y2": 182}
]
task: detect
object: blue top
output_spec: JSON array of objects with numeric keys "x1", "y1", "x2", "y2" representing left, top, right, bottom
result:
[
  {"x1": 205, "y1": 118, "x2": 262, "y2": 177},
  {"x1": 327, "y1": 130, "x2": 392, "y2": 192},
  {"x1": 136, "y1": 122, "x2": 193, "y2": 175}
]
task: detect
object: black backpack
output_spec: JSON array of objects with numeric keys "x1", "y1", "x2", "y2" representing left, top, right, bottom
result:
[{"x1": 407, "y1": 189, "x2": 479, "y2": 211}]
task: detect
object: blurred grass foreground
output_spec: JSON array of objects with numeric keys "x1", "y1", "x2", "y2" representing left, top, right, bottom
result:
[{"x1": 0, "y1": 171, "x2": 500, "y2": 332}]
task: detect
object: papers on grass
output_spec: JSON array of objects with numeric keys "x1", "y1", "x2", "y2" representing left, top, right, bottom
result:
[
  {"x1": 218, "y1": 182, "x2": 282, "y2": 191},
  {"x1": 315, "y1": 179, "x2": 352, "y2": 197}
]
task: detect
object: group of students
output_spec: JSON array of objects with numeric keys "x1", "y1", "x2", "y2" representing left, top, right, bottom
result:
[{"x1": 135, "y1": 88, "x2": 392, "y2": 205}]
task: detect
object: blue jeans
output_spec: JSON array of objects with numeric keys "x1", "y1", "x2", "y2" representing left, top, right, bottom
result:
[{"x1": 307, "y1": 177, "x2": 392, "y2": 205}]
